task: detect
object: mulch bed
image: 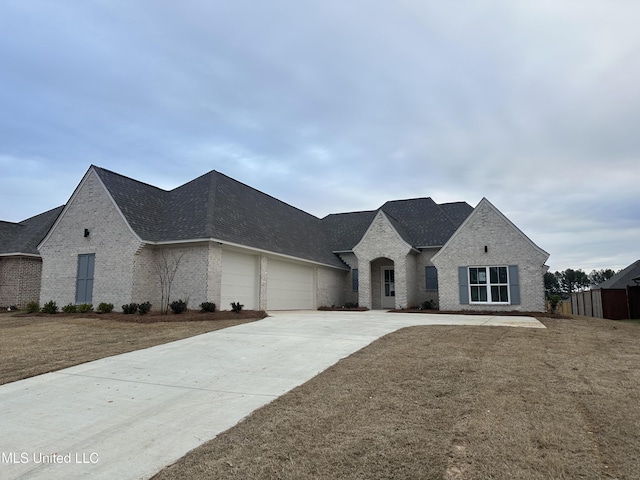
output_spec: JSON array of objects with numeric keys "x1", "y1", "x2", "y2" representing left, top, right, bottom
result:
[{"x1": 9, "y1": 310, "x2": 268, "y2": 323}]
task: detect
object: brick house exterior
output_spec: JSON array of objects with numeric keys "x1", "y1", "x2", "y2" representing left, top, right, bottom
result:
[
  {"x1": 3, "y1": 165, "x2": 549, "y2": 312},
  {"x1": 431, "y1": 198, "x2": 549, "y2": 312},
  {"x1": 0, "y1": 206, "x2": 63, "y2": 308}
]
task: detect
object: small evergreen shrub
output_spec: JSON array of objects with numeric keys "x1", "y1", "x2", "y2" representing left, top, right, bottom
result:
[
  {"x1": 26, "y1": 301, "x2": 40, "y2": 314},
  {"x1": 41, "y1": 300, "x2": 58, "y2": 314},
  {"x1": 62, "y1": 303, "x2": 77, "y2": 314},
  {"x1": 138, "y1": 301, "x2": 152, "y2": 315},
  {"x1": 170, "y1": 299, "x2": 187, "y2": 314},
  {"x1": 97, "y1": 302, "x2": 114, "y2": 314},
  {"x1": 421, "y1": 300, "x2": 435, "y2": 310},
  {"x1": 343, "y1": 302, "x2": 359, "y2": 309},
  {"x1": 200, "y1": 302, "x2": 216, "y2": 313},
  {"x1": 77, "y1": 303, "x2": 93, "y2": 313},
  {"x1": 231, "y1": 301, "x2": 244, "y2": 313},
  {"x1": 122, "y1": 303, "x2": 139, "y2": 314}
]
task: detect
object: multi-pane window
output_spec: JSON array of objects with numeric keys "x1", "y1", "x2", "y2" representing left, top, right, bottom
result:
[{"x1": 469, "y1": 266, "x2": 509, "y2": 303}]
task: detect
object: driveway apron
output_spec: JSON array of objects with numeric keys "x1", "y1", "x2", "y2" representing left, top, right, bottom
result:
[{"x1": 0, "y1": 311, "x2": 544, "y2": 479}]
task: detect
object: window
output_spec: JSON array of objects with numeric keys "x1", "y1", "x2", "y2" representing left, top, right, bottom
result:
[
  {"x1": 425, "y1": 266, "x2": 438, "y2": 290},
  {"x1": 469, "y1": 266, "x2": 509, "y2": 303},
  {"x1": 352, "y1": 269, "x2": 359, "y2": 292}
]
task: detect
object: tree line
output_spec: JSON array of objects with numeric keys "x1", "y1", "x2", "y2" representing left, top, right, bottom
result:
[{"x1": 545, "y1": 268, "x2": 617, "y2": 297}]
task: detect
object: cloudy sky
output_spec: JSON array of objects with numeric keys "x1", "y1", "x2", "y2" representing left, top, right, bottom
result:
[{"x1": 1, "y1": 1, "x2": 638, "y2": 272}]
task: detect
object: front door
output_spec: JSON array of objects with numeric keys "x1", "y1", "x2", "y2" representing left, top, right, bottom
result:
[{"x1": 382, "y1": 267, "x2": 395, "y2": 309}]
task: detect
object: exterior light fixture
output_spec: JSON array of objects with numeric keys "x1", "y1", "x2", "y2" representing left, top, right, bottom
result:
[
  {"x1": 84, "y1": 228, "x2": 90, "y2": 237},
  {"x1": 484, "y1": 245, "x2": 488, "y2": 253}
]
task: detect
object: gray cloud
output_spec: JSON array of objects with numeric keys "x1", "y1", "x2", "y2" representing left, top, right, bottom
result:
[{"x1": 0, "y1": 0, "x2": 638, "y2": 271}]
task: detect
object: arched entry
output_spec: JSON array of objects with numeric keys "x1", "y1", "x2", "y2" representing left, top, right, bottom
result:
[{"x1": 370, "y1": 257, "x2": 395, "y2": 309}]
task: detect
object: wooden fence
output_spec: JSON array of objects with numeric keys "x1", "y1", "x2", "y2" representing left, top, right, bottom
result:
[{"x1": 571, "y1": 287, "x2": 640, "y2": 320}]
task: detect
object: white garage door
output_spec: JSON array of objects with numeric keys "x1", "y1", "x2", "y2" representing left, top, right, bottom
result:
[
  {"x1": 267, "y1": 259, "x2": 315, "y2": 310},
  {"x1": 221, "y1": 251, "x2": 258, "y2": 310}
]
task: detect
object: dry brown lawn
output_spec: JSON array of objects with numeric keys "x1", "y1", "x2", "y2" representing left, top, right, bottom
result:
[
  {"x1": 153, "y1": 316, "x2": 640, "y2": 480},
  {"x1": 2, "y1": 311, "x2": 639, "y2": 479},
  {"x1": 0, "y1": 309, "x2": 265, "y2": 385}
]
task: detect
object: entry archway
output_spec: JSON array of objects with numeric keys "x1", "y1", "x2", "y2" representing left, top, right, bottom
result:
[{"x1": 370, "y1": 257, "x2": 395, "y2": 309}]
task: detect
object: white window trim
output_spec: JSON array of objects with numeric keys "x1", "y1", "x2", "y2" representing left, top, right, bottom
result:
[{"x1": 468, "y1": 266, "x2": 510, "y2": 305}]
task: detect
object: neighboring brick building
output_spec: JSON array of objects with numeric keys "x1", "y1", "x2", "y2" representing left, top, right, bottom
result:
[
  {"x1": 6, "y1": 165, "x2": 550, "y2": 312},
  {"x1": 0, "y1": 206, "x2": 63, "y2": 308}
]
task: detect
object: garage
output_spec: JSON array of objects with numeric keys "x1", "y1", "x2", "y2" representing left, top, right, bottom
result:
[
  {"x1": 267, "y1": 259, "x2": 315, "y2": 310},
  {"x1": 221, "y1": 250, "x2": 258, "y2": 310}
]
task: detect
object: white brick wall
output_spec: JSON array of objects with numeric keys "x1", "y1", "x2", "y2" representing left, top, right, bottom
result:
[
  {"x1": 39, "y1": 170, "x2": 143, "y2": 309},
  {"x1": 316, "y1": 265, "x2": 347, "y2": 308},
  {"x1": 353, "y1": 211, "x2": 413, "y2": 309},
  {"x1": 432, "y1": 199, "x2": 549, "y2": 312}
]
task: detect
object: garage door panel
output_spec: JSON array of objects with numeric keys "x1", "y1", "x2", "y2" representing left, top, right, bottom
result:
[
  {"x1": 267, "y1": 260, "x2": 314, "y2": 310},
  {"x1": 221, "y1": 251, "x2": 258, "y2": 310}
]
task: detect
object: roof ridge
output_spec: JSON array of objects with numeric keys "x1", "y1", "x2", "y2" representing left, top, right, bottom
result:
[
  {"x1": 92, "y1": 165, "x2": 168, "y2": 193},
  {"x1": 205, "y1": 171, "x2": 219, "y2": 236},
  {"x1": 214, "y1": 170, "x2": 324, "y2": 221}
]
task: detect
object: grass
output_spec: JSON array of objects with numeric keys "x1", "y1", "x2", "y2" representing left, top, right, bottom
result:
[
  {"x1": 2, "y1": 311, "x2": 639, "y2": 479},
  {"x1": 153, "y1": 315, "x2": 640, "y2": 480},
  {"x1": 0, "y1": 309, "x2": 266, "y2": 385}
]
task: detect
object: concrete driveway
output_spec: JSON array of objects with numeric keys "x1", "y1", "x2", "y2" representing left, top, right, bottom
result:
[{"x1": 0, "y1": 310, "x2": 543, "y2": 479}]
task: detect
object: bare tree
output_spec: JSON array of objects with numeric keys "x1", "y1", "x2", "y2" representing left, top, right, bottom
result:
[{"x1": 154, "y1": 249, "x2": 185, "y2": 314}]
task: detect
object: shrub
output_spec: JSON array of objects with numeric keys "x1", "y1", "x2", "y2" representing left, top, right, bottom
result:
[
  {"x1": 62, "y1": 303, "x2": 77, "y2": 314},
  {"x1": 138, "y1": 301, "x2": 152, "y2": 315},
  {"x1": 200, "y1": 302, "x2": 216, "y2": 313},
  {"x1": 26, "y1": 301, "x2": 40, "y2": 314},
  {"x1": 97, "y1": 302, "x2": 114, "y2": 314},
  {"x1": 170, "y1": 299, "x2": 187, "y2": 314},
  {"x1": 548, "y1": 294, "x2": 563, "y2": 314},
  {"x1": 122, "y1": 303, "x2": 139, "y2": 315},
  {"x1": 231, "y1": 301, "x2": 244, "y2": 313},
  {"x1": 77, "y1": 303, "x2": 93, "y2": 313},
  {"x1": 343, "y1": 302, "x2": 359, "y2": 309},
  {"x1": 41, "y1": 300, "x2": 58, "y2": 314},
  {"x1": 421, "y1": 300, "x2": 435, "y2": 310}
]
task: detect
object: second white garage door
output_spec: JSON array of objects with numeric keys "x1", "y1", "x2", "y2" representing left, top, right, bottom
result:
[{"x1": 267, "y1": 259, "x2": 315, "y2": 310}]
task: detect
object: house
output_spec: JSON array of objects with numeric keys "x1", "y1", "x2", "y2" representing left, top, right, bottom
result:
[
  {"x1": 0, "y1": 206, "x2": 63, "y2": 308},
  {"x1": 571, "y1": 260, "x2": 640, "y2": 319},
  {"x1": 15, "y1": 165, "x2": 550, "y2": 312}
]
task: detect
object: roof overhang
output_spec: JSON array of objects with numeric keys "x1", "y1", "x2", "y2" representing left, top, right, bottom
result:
[
  {"x1": 0, "y1": 252, "x2": 41, "y2": 258},
  {"x1": 143, "y1": 237, "x2": 350, "y2": 271}
]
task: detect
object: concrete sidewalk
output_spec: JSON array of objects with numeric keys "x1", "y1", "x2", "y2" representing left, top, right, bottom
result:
[{"x1": 0, "y1": 311, "x2": 544, "y2": 479}]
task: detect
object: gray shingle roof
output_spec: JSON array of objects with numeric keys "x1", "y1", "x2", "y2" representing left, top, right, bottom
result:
[
  {"x1": 598, "y1": 260, "x2": 640, "y2": 289},
  {"x1": 93, "y1": 166, "x2": 347, "y2": 268},
  {"x1": 0, "y1": 206, "x2": 64, "y2": 255},
  {"x1": 10, "y1": 166, "x2": 474, "y2": 267},
  {"x1": 322, "y1": 198, "x2": 473, "y2": 251},
  {"x1": 95, "y1": 166, "x2": 473, "y2": 264}
]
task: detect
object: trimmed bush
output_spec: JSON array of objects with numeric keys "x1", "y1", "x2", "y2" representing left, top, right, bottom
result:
[
  {"x1": 122, "y1": 303, "x2": 139, "y2": 315},
  {"x1": 231, "y1": 301, "x2": 244, "y2": 313},
  {"x1": 138, "y1": 301, "x2": 152, "y2": 315},
  {"x1": 170, "y1": 299, "x2": 187, "y2": 314},
  {"x1": 41, "y1": 300, "x2": 58, "y2": 314},
  {"x1": 421, "y1": 300, "x2": 435, "y2": 310},
  {"x1": 62, "y1": 303, "x2": 77, "y2": 314},
  {"x1": 200, "y1": 302, "x2": 216, "y2": 313},
  {"x1": 97, "y1": 302, "x2": 114, "y2": 314},
  {"x1": 26, "y1": 301, "x2": 40, "y2": 314},
  {"x1": 77, "y1": 303, "x2": 93, "y2": 313}
]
